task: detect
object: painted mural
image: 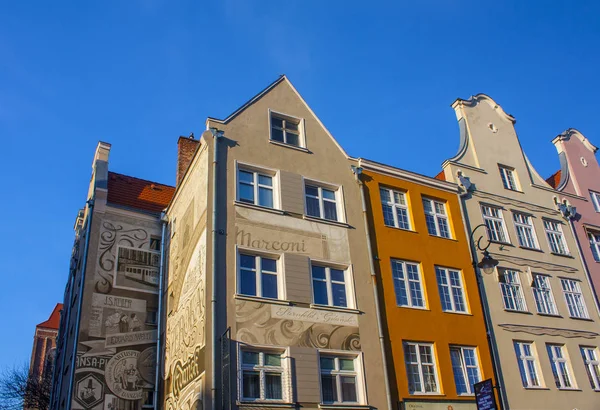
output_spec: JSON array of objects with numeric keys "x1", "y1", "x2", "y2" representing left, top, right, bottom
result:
[{"x1": 73, "y1": 213, "x2": 160, "y2": 410}]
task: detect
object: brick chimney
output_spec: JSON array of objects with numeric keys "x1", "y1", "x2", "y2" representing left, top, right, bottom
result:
[{"x1": 177, "y1": 134, "x2": 199, "y2": 185}]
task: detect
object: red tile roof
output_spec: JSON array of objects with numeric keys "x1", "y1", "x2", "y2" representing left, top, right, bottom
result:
[
  {"x1": 546, "y1": 170, "x2": 561, "y2": 188},
  {"x1": 37, "y1": 304, "x2": 63, "y2": 330},
  {"x1": 434, "y1": 170, "x2": 446, "y2": 181},
  {"x1": 107, "y1": 172, "x2": 175, "y2": 213}
]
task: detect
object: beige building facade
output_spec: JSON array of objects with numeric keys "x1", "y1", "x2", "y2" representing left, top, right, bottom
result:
[
  {"x1": 439, "y1": 95, "x2": 600, "y2": 410},
  {"x1": 163, "y1": 76, "x2": 390, "y2": 410}
]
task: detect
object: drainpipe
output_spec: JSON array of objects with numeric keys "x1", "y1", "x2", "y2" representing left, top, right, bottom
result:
[
  {"x1": 154, "y1": 212, "x2": 168, "y2": 408},
  {"x1": 66, "y1": 198, "x2": 95, "y2": 410},
  {"x1": 209, "y1": 128, "x2": 223, "y2": 410},
  {"x1": 353, "y1": 160, "x2": 393, "y2": 410},
  {"x1": 457, "y1": 194, "x2": 508, "y2": 410},
  {"x1": 567, "y1": 218, "x2": 600, "y2": 318}
]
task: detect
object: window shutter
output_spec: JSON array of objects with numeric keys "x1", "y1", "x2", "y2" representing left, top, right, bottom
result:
[
  {"x1": 288, "y1": 346, "x2": 320, "y2": 403},
  {"x1": 284, "y1": 253, "x2": 312, "y2": 304},
  {"x1": 280, "y1": 171, "x2": 305, "y2": 215}
]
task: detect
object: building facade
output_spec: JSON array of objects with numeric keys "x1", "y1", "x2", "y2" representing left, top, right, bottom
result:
[
  {"x1": 359, "y1": 159, "x2": 497, "y2": 410},
  {"x1": 29, "y1": 303, "x2": 62, "y2": 384},
  {"x1": 439, "y1": 95, "x2": 600, "y2": 410},
  {"x1": 163, "y1": 76, "x2": 390, "y2": 410},
  {"x1": 548, "y1": 129, "x2": 600, "y2": 311},
  {"x1": 51, "y1": 142, "x2": 174, "y2": 410}
]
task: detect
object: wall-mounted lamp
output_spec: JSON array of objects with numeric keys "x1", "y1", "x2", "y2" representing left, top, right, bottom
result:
[{"x1": 470, "y1": 224, "x2": 499, "y2": 274}]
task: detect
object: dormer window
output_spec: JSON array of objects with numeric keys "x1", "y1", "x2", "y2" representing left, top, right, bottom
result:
[
  {"x1": 499, "y1": 165, "x2": 519, "y2": 191},
  {"x1": 270, "y1": 112, "x2": 303, "y2": 147}
]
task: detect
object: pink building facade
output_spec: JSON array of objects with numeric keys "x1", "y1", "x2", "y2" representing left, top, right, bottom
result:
[{"x1": 549, "y1": 128, "x2": 600, "y2": 307}]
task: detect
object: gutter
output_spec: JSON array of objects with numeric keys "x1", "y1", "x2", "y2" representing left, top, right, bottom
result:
[
  {"x1": 66, "y1": 198, "x2": 95, "y2": 410},
  {"x1": 354, "y1": 160, "x2": 393, "y2": 410},
  {"x1": 154, "y1": 211, "x2": 168, "y2": 408}
]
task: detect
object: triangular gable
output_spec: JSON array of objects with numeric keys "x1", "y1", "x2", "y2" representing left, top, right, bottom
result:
[
  {"x1": 37, "y1": 303, "x2": 63, "y2": 330},
  {"x1": 206, "y1": 75, "x2": 349, "y2": 158}
]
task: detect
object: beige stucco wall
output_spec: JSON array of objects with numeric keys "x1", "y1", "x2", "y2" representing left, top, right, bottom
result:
[{"x1": 442, "y1": 95, "x2": 600, "y2": 410}]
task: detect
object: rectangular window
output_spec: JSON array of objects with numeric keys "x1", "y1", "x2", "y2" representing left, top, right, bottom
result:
[
  {"x1": 391, "y1": 260, "x2": 424, "y2": 308},
  {"x1": 270, "y1": 113, "x2": 302, "y2": 147},
  {"x1": 581, "y1": 347, "x2": 600, "y2": 390},
  {"x1": 305, "y1": 183, "x2": 340, "y2": 221},
  {"x1": 422, "y1": 198, "x2": 451, "y2": 238},
  {"x1": 531, "y1": 274, "x2": 558, "y2": 315},
  {"x1": 239, "y1": 253, "x2": 280, "y2": 299},
  {"x1": 560, "y1": 279, "x2": 589, "y2": 319},
  {"x1": 238, "y1": 168, "x2": 275, "y2": 208},
  {"x1": 547, "y1": 344, "x2": 573, "y2": 389},
  {"x1": 500, "y1": 270, "x2": 527, "y2": 312},
  {"x1": 514, "y1": 341, "x2": 541, "y2": 388},
  {"x1": 513, "y1": 212, "x2": 538, "y2": 249},
  {"x1": 404, "y1": 342, "x2": 439, "y2": 394},
  {"x1": 544, "y1": 220, "x2": 569, "y2": 255},
  {"x1": 320, "y1": 355, "x2": 360, "y2": 404},
  {"x1": 311, "y1": 264, "x2": 350, "y2": 308},
  {"x1": 481, "y1": 205, "x2": 509, "y2": 243},
  {"x1": 499, "y1": 165, "x2": 519, "y2": 191},
  {"x1": 435, "y1": 267, "x2": 467, "y2": 313},
  {"x1": 589, "y1": 232, "x2": 600, "y2": 262},
  {"x1": 380, "y1": 188, "x2": 411, "y2": 230},
  {"x1": 240, "y1": 350, "x2": 286, "y2": 401},
  {"x1": 450, "y1": 346, "x2": 481, "y2": 395},
  {"x1": 590, "y1": 191, "x2": 600, "y2": 213}
]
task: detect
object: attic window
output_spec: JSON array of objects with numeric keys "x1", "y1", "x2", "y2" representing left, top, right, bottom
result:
[{"x1": 270, "y1": 111, "x2": 305, "y2": 148}]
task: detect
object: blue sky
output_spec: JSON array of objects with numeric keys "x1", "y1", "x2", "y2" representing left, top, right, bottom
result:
[{"x1": 1, "y1": 1, "x2": 599, "y2": 368}]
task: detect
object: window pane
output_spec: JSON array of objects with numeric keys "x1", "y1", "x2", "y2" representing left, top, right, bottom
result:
[
  {"x1": 242, "y1": 351, "x2": 259, "y2": 365},
  {"x1": 265, "y1": 373, "x2": 283, "y2": 399},
  {"x1": 240, "y1": 255, "x2": 255, "y2": 269},
  {"x1": 339, "y1": 358, "x2": 354, "y2": 371},
  {"x1": 258, "y1": 187, "x2": 273, "y2": 207},
  {"x1": 330, "y1": 269, "x2": 345, "y2": 282},
  {"x1": 323, "y1": 201, "x2": 338, "y2": 221},
  {"x1": 258, "y1": 175, "x2": 272, "y2": 186},
  {"x1": 239, "y1": 183, "x2": 254, "y2": 203},
  {"x1": 306, "y1": 185, "x2": 319, "y2": 197},
  {"x1": 286, "y1": 121, "x2": 299, "y2": 131},
  {"x1": 313, "y1": 280, "x2": 328, "y2": 305},
  {"x1": 425, "y1": 214, "x2": 437, "y2": 235},
  {"x1": 450, "y1": 349, "x2": 468, "y2": 394},
  {"x1": 380, "y1": 189, "x2": 391, "y2": 203},
  {"x1": 331, "y1": 283, "x2": 348, "y2": 307},
  {"x1": 286, "y1": 131, "x2": 299, "y2": 146},
  {"x1": 261, "y1": 258, "x2": 277, "y2": 272},
  {"x1": 271, "y1": 127, "x2": 284, "y2": 142},
  {"x1": 242, "y1": 371, "x2": 260, "y2": 399},
  {"x1": 320, "y1": 357, "x2": 335, "y2": 370},
  {"x1": 341, "y1": 376, "x2": 357, "y2": 402},
  {"x1": 322, "y1": 189, "x2": 336, "y2": 200},
  {"x1": 312, "y1": 265, "x2": 326, "y2": 279},
  {"x1": 265, "y1": 353, "x2": 281, "y2": 367},
  {"x1": 239, "y1": 170, "x2": 254, "y2": 183},
  {"x1": 306, "y1": 197, "x2": 321, "y2": 218},
  {"x1": 271, "y1": 117, "x2": 283, "y2": 128},
  {"x1": 262, "y1": 273, "x2": 278, "y2": 299},
  {"x1": 396, "y1": 208, "x2": 410, "y2": 230},
  {"x1": 240, "y1": 268, "x2": 256, "y2": 296},
  {"x1": 321, "y1": 375, "x2": 337, "y2": 402}
]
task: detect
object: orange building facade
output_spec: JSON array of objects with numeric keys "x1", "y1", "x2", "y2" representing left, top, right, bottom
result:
[{"x1": 359, "y1": 159, "x2": 496, "y2": 410}]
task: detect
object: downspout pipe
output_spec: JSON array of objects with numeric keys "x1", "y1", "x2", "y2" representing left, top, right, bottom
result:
[
  {"x1": 353, "y1": 160, "x2": 393, "y2": 410},
  {"x1": 66, "y1": 198, "x2": 95, "y2": 410},
  {"x1": 210, "y1": 128, "x2": 223, "y2": 410},
  {"x1": 154, "y1": 212, "x2": 168, "y2": 408},
  {"x1": 457, "y1": 194, "x2": 508, "y2": 410}
]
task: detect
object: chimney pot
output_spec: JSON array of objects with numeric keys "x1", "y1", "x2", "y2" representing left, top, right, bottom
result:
[{"x1": 177, "y1": 135, "x2": 200, "y2": 185}]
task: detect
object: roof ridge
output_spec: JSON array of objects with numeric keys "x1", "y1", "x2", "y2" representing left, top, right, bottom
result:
[{"x1": 108, "y1": 171, "x2": 175, "y2": 189}]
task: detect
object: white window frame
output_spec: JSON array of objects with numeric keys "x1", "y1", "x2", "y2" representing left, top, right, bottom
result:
[
  {"x1": 589, "y1": 231, "x2": 600, "y2": 262},
  {"x1": 380, "y1": 187, "x2": 411, "y2": 230},
  {"x1": 590, "y1": 191, "x2": 600, "y2": 213},
  {"x1": 560, "y1": 278, "x2": 589, "y2": 319},
  {"x1": 531, "y1": 274, "x2": 558, "y2": 316},
  {"x1": 499, "y1": 165, "x2": 519, "y2": 191},
  {"x1": 236, "y1": 163, "x2": 280, "y2": 209},
  {"x1": 269, "y1": 110, "x2": 305, "y2": 148},
  {"x1": 543, "y1": 219, "x2": 570, "y2": 255},
  {"x1": 514, "y1": 341, "x2": 542, "y2": 388},
  {"x1": 237, "y1": 249, "x2": 284, "y2": 300},
  {"x1": 238, "y1": 346, "x2": 290, "y2": 402},
  {"x1": 404, "y1": 342, "x2": 440, "y2": 394},
  {"x1": 318, "y1": 352, "x2": 365, "y2": 405},
  {"x1": 422, "y1": 197, "x2": 451, "y2": 238},
  {"x1": 304, "y1": 179, "x2": 344, "y2": 222},
  {"x1": 500, "y1": 269, "x2": 528, "y2": 312},
  {"x1": 481, "y1": 205, "x2": 510, "y2": 244},
  {"x1": 435, "y1": 267, "x2": 468, "y2": 313},
  {"x1": 310, "y1": 261, "x2": 355, "y2": 309},
  {"x1": 512, "y1": 212, "x2": 539, "y2": 249},
  {"x1": 581, "y1": 346, "x2": 600, "y2": 390},
  {"x1": 391, "y1": 259, "x2": 425, "y2": 309},
  {"x1": 449, "y1": 346, "x2": 481, "y2": 395},
  {"x1": 546, "y1": 344, "x2": 575, "y2": 390}
]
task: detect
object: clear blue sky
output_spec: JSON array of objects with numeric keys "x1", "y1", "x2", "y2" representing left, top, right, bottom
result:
[{"x1": 1, "y1": 1, "x2": 599, "y2": 368}]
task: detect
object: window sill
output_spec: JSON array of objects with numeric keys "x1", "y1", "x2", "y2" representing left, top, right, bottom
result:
[
  {"x1": 536, "y1": 312, "x2": 562, "y2": 318},
  {"x1": 408, "y1": 393, "x2": 445, "y2": 396},
  {"x1": 238, "y1": 401, "x2": 295, "y2": 408},
  {"x1": 303, "y1": 215, "x2": 350, "y2": 228},
  {"x1": 519, "y1": 246, "x2": 543, "y2": 253},
  {"x1": 557, "y1": 388, "x2": 583, "y2": 392},
  {"x1": 383, "y1": 224, "x2": 417, "y2": 234},
  {"x1": 503, "y1": 309, "x2": 532, "y2": 315},
  {"x1": 269, "y1": 139, "x2": 309, "y2": 153},
  {"x1": 234, "y1": 294, "x2": 292, "y2": 306},
  {"x1": 310, "y1": 304, "x2": 361, "y2": 314},
  {"x1": 234, "y1": 201, "x2": 285, "y2": 215},
  {"x1": 569, "y1": 316, "x2": 594, "y2": 322},
  {"x1": 397, "y1": 305, "x2": 429, "y2": 311},
  {"x1": 319, "y1": 405, "x2": 370, "y2": 410},
  {"x1": 504, "y1": 188, "x2": 524, "y2": 194},
  {"x1": 523, "y1": 386, "x2": 550, "y2": 390},
  {"x1": 441, "y1": 310, "x2": 472, "y2": 316},
  {"x1": 550, "y1": 252, "x2": 574, "y2": 259},
  {"x1": 489, "y1": 240, "x2": 513, "y2": 246},
  {"x1": 428, "y1": 234, "x2": 457, "y2": 241}
]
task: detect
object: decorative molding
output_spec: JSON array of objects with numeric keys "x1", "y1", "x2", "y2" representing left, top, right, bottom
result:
[
  {"x1": 452, "y1": 94, "x2": 516, "y2": 124},
  {"x1": 553, "y1": 128, "x2": 599, "y2": 154},
  {"x1": 556, "y1": 152, "x2": 570, "y2": 191},
  {"x1": 498, "y1": 323, "x2": 598, "y2": 339},
  {"x1": 447, "y1": 117, "x2": 470, "y2": 163},
  {"x1": 491, "y1": 252, "x2": 579, "y2": 273},
  {"x1": 473, "y1": 191, "x2": 559, "y2": 217}
]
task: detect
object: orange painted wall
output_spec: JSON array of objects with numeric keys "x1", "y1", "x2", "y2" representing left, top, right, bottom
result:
[{"x1": 363, "y1": 168, "x2": 496, "y2": 404}]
